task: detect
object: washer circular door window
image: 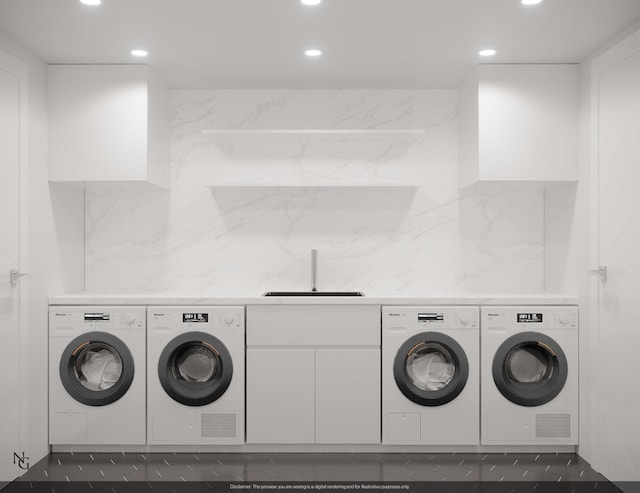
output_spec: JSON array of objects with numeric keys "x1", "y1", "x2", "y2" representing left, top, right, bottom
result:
[
  {"x1": 492, "y1": 331, "x2": 567, "y2": 407},
  {"x1": 158, "y1": 332, "x2": 233, "y2": 406},
  {"x1": 59, "y1": 332, "x2": 135, "y2": 407},
  {"x1": 394, "y1": 332, "x2": 469, "y2": 406}
]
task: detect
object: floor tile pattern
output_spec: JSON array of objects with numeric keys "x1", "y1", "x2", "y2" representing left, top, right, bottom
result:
[{"x1": 16, "y1": 452, "x2": 605, "y2": 483}]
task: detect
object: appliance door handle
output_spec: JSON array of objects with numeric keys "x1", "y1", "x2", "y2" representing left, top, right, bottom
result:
[
  {"x1": 587, "y1": 266, "x2": 607, "y2": 281},
  {"x1": 9, "y1": 269, "x2": 28, "y2": 285}
]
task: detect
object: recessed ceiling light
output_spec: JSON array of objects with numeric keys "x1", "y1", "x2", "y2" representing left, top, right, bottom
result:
[
  {"x1": 522, "y1": 0, "x2": 543, "y2": 5},
  {"x1": 305, "y1": 49, "x2": 322, "y2": 57},
  {"x1": 130, "y1": 49, "x2": 149, "y2": 57},
  {"x1": 478, "y1": 49, "x2": 497, "y2": 57},
  {"x1": 80, "y1": 0, "x2": 101, "y2": 5},
  {"x1": 301, "y1": 0, "x2": 322, "y2": 5}
]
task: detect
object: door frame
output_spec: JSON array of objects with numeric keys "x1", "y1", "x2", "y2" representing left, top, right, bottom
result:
[
  {"x1": 0, "y1": 47, "x2": 29, "y2": 481},
  {"x1": 589, "y1": 26, "x2": 640, "y2": 473}
]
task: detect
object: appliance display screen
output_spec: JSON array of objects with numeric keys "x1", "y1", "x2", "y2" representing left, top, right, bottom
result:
[
  {"x1": 84, "y1": 313, "x2": 109, "y2": 322},
  {"x1": 517, "y1": 313, "x2": 543, "y2": 323},
  {"x1": 183, "y1": 313, "x2": 208, "y2": 323},
  {"x1": 418, "y1": 313, "x2": 444, "y2": 322}
]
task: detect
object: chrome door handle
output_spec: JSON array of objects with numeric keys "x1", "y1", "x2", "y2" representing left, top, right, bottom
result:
[
  {"x1": 9, "y1": 269, "x2": 27, "y2": 285},
  {"x1": 587, "y1": 266, "x2": 607, "y2": 281}
]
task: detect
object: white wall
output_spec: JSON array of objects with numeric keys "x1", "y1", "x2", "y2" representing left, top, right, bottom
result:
[
  {"x1": 85, "y1": 90, "x2": 545, "y2": 295},
  {"x1": 0, "y1": 31, "x2": 84, "y2": 470}
]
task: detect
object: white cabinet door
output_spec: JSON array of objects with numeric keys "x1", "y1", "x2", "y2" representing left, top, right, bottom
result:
[
  {"x1": 316, "y1": 349, "x2": 380, "y2": 444},
  {"x1": 48, "y1": 65, "x2": 169, "y2": 187},
  {"x1": 459, "y1": 64, "x2": 578, "y2": 185},
  {"x1": 246, "y1": 349, "x2": 315, "y2": 444}
]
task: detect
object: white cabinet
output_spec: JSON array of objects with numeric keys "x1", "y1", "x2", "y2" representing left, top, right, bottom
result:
[
  {"x1": 48, "y1": 65, "x2": 169, "y2": 187},
  {"x1": 459, "y1": 64, "x2": 578, "y2": 185},
  {"x1": 246, "y1": 305, "x2": 381, "y2": 444}
]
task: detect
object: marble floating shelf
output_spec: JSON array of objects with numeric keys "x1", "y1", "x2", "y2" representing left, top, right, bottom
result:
[
  {"x1": 208, "y1": 183, "x2": 418, "y2": 188},
  {"x1": 202, "y1": 129, "x2": 425, "y2": 135}
]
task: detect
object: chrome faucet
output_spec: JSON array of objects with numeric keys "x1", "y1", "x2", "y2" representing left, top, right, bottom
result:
[{"x1": 311, "y1": 249, "x2": 318, "y2": 292}]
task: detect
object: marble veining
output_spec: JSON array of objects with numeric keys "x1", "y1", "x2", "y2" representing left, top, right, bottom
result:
[{"x1": 85, "y1": 90, "x2": 543, "y2": 294}]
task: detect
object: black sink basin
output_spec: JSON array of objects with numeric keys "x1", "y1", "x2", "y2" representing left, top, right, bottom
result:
[{"x1": 263, "y1": 291, "x2": 364, "y2": 297}]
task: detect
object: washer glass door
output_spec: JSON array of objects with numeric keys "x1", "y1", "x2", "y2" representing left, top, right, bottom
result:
[
  {"x1": 60, "y1": 332, "x2": 135, "y2": 406},
  {"x1": 75, "y1": 343, "x2": 123, "y2": 391},
  {"x1": 406, "y1": 342, "x2": 456, "y2": 391},
  {"x1": 158, "y1": 332, "x2": 233, "y2": 406},
  {"x1": 492, "y1": 331, "x2": 568, "y2": 406},
  {"x1": 394, "y1": 332, "x2": 469, "y2": 406}
]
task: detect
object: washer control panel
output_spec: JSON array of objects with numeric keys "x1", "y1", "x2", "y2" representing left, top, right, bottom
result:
[
  {"x1": 50, "y1": 307, "x2": 146, "y2": 331},
  {"x1": 382, "y1": 306, "x2": 479, "y2": 330}
]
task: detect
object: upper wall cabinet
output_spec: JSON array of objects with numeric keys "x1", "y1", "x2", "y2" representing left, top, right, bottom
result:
[
  {"x1": 48, "y1": 65, "x2": 170, "y2": 187},
  {"x1": 459, "y1": 64, "x2": 578, "y2": 186}
]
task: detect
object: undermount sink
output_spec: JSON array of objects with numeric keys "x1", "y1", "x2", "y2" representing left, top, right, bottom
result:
[
  {"x1": 264, "y1": 250, "x2": 365, "y2": 297},
  {"x1": 263, "y1": 291, "x2": 365, "y2": 297}
]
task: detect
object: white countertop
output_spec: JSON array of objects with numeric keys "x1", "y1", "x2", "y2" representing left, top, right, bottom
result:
[{"x1": 49, "y1": 292, "x2": 578, "y2": 306}]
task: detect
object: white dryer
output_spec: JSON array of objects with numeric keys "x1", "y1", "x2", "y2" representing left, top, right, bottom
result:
[
  {"x1": 147, "y1": 306, "x2": 244, "y2": 445},
  {"x1": 49, "y1": 306, "x2": 146, "y2": 445},
  {"x1": 382, "y1": 306, "x2": 480, "y2": 445},
  {"x1": 481, "y1": 306, "x2": 578, "y2": 445}
]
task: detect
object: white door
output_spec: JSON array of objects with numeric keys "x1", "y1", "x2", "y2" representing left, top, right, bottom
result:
[
  {"x1": 0, "y1": 59, "x2": 24, "y2": 484},
  {"x1": 594, "y1": 35, "x2": 640, "y2": 483}
]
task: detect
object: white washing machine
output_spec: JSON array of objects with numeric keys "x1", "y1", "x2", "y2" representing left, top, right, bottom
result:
[
  {"x1": 49, "y1": 306, "x2": 146, "y2": 445},
  {"x1": 147, "y1": 306, "x2": 245, "y2": 445},
  {"x1": 481, "y1": 306, "x2": 578, "y2": 445},
  {"x1": 382, "y1": 306, "x2": 480, "y2": 445}
]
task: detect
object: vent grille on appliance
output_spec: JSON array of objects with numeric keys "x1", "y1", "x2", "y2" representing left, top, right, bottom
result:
[
  {"x1": 201, "y1": 413, "x2": 236, "y2": 438},
  {"x1": 535, "y1": 414, "x2": 570, "y2": 438}
]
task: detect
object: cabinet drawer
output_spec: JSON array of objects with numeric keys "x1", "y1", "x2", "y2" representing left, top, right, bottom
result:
[{"x1": 247, "y1": 305, "x2": 380, "y2": 346}]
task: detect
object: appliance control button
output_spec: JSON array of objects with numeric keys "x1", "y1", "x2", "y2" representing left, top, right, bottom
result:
[
  {"x1": 458, "y1": 314, "x2": 470, "y2": 326},
  {"x1": 224, "y1": 314, "x2": 235, "y2": 326}
]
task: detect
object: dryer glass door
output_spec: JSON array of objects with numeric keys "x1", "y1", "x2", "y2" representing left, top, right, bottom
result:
[
  {"x1": 506, "y1": 344, "x2": 554, "y2": 383},
  {"x1": 158, "y1": 332, "x2": 233, "y2": 406},
  {"x1": 173, "y1": 343, "x2": 218, "y2": 383},
  {"x1": 60, "y1": 332, "x2": 135, "y2": 406},
  {"x1": 394, "y1": 332, "x2": 469, "y2": 406},
  {"x1": 492, "y1": 331, "x2": 568, "y2": 407}
]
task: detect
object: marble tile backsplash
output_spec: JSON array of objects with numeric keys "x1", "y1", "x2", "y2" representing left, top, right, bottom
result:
[{"x1": 85, "y1": 90, "x2": 543, "y2": 295}]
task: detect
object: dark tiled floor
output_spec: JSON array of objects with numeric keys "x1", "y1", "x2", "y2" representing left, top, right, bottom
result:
[{"x1": 15, "y1": 452, "x2": 606, "y2": 483}]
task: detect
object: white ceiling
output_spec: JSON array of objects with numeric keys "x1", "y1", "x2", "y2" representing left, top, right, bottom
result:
[{"x1": 1, "y1": 0, "x2": 639, "y2": 88}]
